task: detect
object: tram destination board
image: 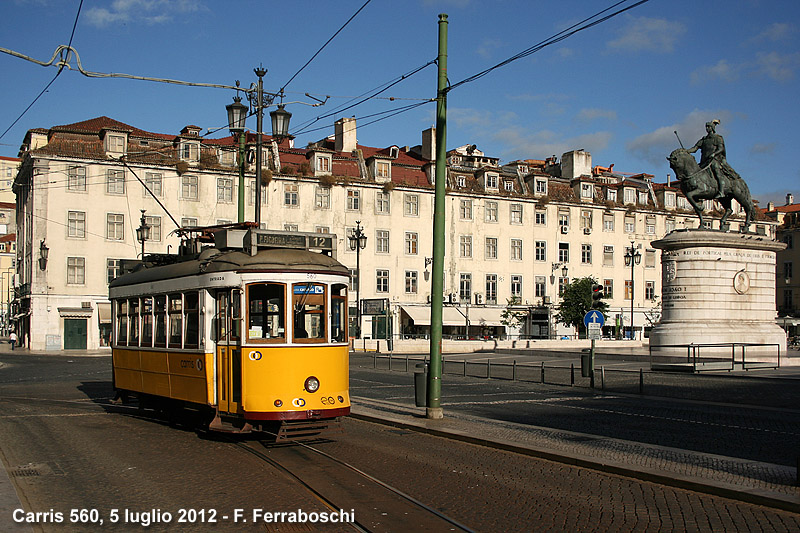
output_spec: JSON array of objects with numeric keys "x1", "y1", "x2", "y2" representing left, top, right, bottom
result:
[{"x1": 250, "y1": 230, "x2": 334, "y2": 251}]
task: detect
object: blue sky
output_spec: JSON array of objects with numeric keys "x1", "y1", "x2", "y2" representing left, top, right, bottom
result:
[{"x1": 1, "y1": 0, "x2": 798, "y2": 205}]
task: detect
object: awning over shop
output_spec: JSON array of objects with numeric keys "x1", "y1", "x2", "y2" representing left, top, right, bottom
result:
[
  {"x1": 400, "y1": 306, "x2": 505, "y2": 327},
  {"x1": 97, "y1": 303, "x2": 111, "y2": 324},
  {"x1": 469, "y1": 307, "x2": 506, "y2": 327},
  {"x1": 58, "y1": 307, "x2": 93, "y2": 318},
  {"x1": 777, "y1": 318, "x2": 800, "y2": 326}
]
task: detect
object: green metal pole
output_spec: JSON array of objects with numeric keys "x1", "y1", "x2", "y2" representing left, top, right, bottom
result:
[
  {"x1": 237, "y1": 132, "x2": 246, "y2": 223},
  {"x1": 427, "y1": 13, "x2": 448, "y2": 420}
]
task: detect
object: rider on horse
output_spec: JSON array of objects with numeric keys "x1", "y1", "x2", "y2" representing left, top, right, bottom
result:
[{"x1": 687, "y1": 119, "x2": 742, "y2": 199}]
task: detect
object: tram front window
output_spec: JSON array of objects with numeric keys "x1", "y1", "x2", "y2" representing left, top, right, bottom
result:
[
  {"x1": 248, "y1": 283, "x2": 285, "y2": 342},
  {"x1": 293, "y1": 283, "x2": 326, "y2": 342}
]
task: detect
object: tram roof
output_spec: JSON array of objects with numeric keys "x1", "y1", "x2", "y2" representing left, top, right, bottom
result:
[{"x1": 109, "y1": 247, "x2": 349, "y2": 290}]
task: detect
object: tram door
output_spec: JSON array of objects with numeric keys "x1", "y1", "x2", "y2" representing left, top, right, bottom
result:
[{"x1": 215, "y1": 290, "x2": 242, "y2": 414}]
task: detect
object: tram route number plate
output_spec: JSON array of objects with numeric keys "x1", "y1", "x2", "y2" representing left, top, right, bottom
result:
[{"x1": 255, "y1": 233, "x2": 333, "y2": 250}]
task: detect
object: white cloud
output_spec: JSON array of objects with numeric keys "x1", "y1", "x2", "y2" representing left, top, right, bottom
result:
[
  {"x1": 577, "y1": 108, "x2": 617, "y2": 122},
  {"x1": 626, "y1": 110, "x2": 734, "y2": 166},
  {"x1": 756, "y1": 51, "x2": 800, "y2": 81},
  {"x1": 750, "y1": 142, "x2": 776, "y2": 155},
  {"x1": 476, "y1": 38, "x2": 503, "y2": 59},
  {"x1": 690, "y1": 59, "x2": 742, "y2": 85},
  {"x1": 752, "y1": 22, "x2": 796, "y2": 43},
  {"x1": 85, "y1": 0, "x2": 202, "y2": 28},
  {"x1": 606, "y1": 16, "x2": 686, "y2": 54}
]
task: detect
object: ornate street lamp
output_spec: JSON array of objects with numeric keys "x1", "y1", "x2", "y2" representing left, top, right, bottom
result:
[
  {"x1": 226, "y1": 96, "x2": 249, "y2": 223},
  {"x1": 348, "y1": 221, "x2": 367, "y2": 338},
  {"x1": 624, "y1": 241, "x2": 642, "y2": 340},
  {"x1": 38, "y1": 240, "x2": 49, "y2": 270},
  {"x1": 136, "y1": 210, "x2": 150, "y2": 260},
  {"x1": 224, "y1": 68, "x2": 293, "y2": 227}
]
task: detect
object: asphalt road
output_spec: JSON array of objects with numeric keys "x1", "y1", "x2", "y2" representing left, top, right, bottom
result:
[{"x1": 1, "y1": 353, "x2": 799, "y2": 532}]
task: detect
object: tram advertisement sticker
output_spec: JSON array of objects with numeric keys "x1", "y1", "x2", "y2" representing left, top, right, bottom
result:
[{"x1": 293, "y1": 284, "x2": 324, "y2": 295}]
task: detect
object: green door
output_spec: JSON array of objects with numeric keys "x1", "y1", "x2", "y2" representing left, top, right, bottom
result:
[{"x1": 64, "y1": 319, "x2": 87, "y2": 350}]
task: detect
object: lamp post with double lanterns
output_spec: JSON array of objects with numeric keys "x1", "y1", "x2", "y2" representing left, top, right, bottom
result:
[
  {"x1": 348, "y1": 222, "x2": 367, "y2": 338},
  {"x1": 224, "y1": 68, "x2": 292, "y2": 227},
  {"x1": 624, "y1": 241, "x2": 642, "y2": 340}
]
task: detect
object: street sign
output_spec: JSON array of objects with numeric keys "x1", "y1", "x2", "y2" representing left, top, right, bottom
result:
[
  {"x1": 583, "y1": 310, "x2": 605, "y2": 329},
  {"x1": 587, "y1": 323, "x2": 601, "y2": 340}
]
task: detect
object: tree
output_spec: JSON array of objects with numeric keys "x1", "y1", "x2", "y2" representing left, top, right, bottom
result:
[
  {"x1": 643, "y1": 296, "x2": 662, "y2": 328},
  {"x1": 555, "y1": 276, "x2": 609, "y2": 332},
  {"x1": 501, "y1": 296, "x2": 528, "y2": 330}
]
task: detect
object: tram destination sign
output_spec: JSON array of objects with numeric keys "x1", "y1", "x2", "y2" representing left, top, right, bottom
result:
[
  {"x1": 361, "y1": 298, "x2": 389, "y2": 315},
  {"x1": 247, "y1": 230, "x2": 334, "y2": 254}
]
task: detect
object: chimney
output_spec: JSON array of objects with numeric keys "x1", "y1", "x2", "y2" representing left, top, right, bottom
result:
[
  {"x1": 787, "y1": 193, "x2": 795, "y2": 205},
  {"x1": 767, "y1": 201, "x2": 775, "y2": 211},
  {"x1": 561, "y1": 150, "x2": 592, "y2": 181},
  {"x1": 335, "y1": 117, "x2": 357, "y2": 153},
  {"x1": 422, "y1": 127, "x2": 436, "y2": 161}
]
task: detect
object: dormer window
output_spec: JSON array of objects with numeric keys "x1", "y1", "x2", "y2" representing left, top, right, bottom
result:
[
  {"x1": 180, "y1": 141, "x2": 200, "y2": 162},
  {"x1": 607, "y1": 189, "x2": 617, "y2": 202},
  {"x1": 219, "y1": 148, "x2": 235, "y2": 167},
  {"x1": 623, "y1": 188, "x2": 636, "y2": 204},
  {"x1": 485, "y1": 173, "x2": 498, "y2": 190},
  {"x1": 314, "y1": 153, "x2": 332, "y2": 176},
  {"x1": 504, "y1": 180, "x2": 514, "y2": 192},
  {"x1": 457, "y1": 175, "x2": 466, "y2": 188},
  {"x1": 580, "y1": 183, "x2": 593, "y2": 198},
  {"x1": 534, "y1": 178, "x2": 547, "y2": 195},
  {"x1": 104, "y1": 133, "x2": 127, "y2": 155},
  {"x1": 638, "y1": 191, "x2": 648, "y2": 205},
  {"x1": 664, "y1": 192, "x2": 675, "y2": 208},
  {"x1": 376, "y1": 161, "x2": 390, "y2": 179},
  {"x1": 389, "y1": 146, "x2": 400, "y2": 158}
]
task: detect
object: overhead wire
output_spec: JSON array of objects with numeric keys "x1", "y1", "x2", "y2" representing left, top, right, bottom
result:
[
  {"x1": 280, "y1": 0, "x2": 372, "y2": 94},
  {"x1": 448, "y1": 0, "x2": 652, "y2": 92},
  {"x1": 0, "y1": 0, "x2": 84, "y2": 141}
]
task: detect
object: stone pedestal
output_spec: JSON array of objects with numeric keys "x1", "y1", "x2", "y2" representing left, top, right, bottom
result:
[{"x1": 649, "y1": 230, "x2": 787, "y2": 358}]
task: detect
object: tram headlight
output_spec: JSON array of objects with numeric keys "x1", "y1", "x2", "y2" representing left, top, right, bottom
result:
[
  {"x1": 338, "y1": 396, "x2": 344, "y2": 403},
  {"x1": 274, "y1": 399, "x2": 283, "y2": 407},
  {"x1": 304, "y1": 376, "x2": 320, "y2": 393}
]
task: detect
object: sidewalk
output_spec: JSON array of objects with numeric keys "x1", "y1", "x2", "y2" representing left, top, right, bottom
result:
[{"x1": 351, "y1": 393, "x2": 800, "y2": 514}]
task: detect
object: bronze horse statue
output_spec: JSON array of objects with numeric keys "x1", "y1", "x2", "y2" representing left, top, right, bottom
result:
[{"x1": 667, "y1": 148, "x2": 755, "y2": 232}]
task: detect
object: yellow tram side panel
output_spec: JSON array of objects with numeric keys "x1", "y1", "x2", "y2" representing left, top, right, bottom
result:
[
  {"x1": 113, "y1": 348, "x2": 213, "y2": 405},
  {"x1": 240, "y1": 345, "x2": 350, "y2": 415}
]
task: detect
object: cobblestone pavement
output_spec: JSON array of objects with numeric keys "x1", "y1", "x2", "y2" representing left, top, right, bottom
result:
[
  {"x1": 1, "y1": 350, "x2": 799, "y2": 532},
  {"x1": 349, "y1": 353, "x2": 800, "y2": 510}
]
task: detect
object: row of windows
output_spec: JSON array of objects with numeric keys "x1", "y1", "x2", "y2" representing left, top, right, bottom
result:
[
  {"x1": 115, "y1": 292, "x2": 201, "y2": 349},
  {"x1": 363, "y1": 269, "x2": 658, "y2": 303},
  {"x1": 65, "y1": 212, "x2": 201, "y2": 241}
]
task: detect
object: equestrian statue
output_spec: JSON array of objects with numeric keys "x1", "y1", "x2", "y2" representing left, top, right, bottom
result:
[{"x1": 667, "y1": 119, "x2": 755, "y2": 232}]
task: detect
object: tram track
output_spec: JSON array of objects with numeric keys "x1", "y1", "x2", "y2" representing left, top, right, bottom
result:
[{"x1": 234, "y1": 436, "x2": 474, "y2": 533}]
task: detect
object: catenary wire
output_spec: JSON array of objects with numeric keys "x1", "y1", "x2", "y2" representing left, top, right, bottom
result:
[{"x1": 280, "y1": 0, "x2": 372, "y2": 93}]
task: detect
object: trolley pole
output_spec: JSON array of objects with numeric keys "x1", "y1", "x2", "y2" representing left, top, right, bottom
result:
[{"x1": 427, "y1": 13, "x2": 448, "y2": 420}]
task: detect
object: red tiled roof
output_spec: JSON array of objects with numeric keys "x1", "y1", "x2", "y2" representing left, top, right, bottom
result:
[
  {"x1": 52, "y1": 116, "x2": 174, "y2": 141},
  {"x1": 0, "y1": 233, "x2": 15, "y2": 243},
  {"x1": 0, "y1": 202, "x2": 15, "y2": 209},
  {"x1": 0, "y1": 156, "x2": 20, "y2": 162}
]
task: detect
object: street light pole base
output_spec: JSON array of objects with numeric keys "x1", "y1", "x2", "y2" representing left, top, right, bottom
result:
[{"x1": 426, "y1": 407, "x2": 443, "y2": 420}]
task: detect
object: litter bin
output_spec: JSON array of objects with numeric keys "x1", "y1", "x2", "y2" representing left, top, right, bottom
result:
[{"x1": 414, "y1": 363, "x2": 428, "y2": 407}]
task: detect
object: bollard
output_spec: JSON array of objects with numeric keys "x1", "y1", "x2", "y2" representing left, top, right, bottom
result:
[
  {"x1": 405, "y1": 354, "x2": 409, "y2": 372},
  {"x1": 639, "y1": 368, "x2": 644, "y2": 395},
  {"x1": 541, "y1": 361, "x2": 545, "y2": 384},
  {"x1": 463, "y1": 360, "x2": 467, "y2": 377},
  {"x1": 388, "y1": 353, "x2": 392, "y2": 371},
  {"x1": 487, "y1": 359, "x2": 491, "y2": 379},
  {"x1": 512, "y1": 360, "x2": 516, "y2": 381},
  {"x1": 570, "y1": 363, "x2": 575, "y2": 386},
  {"x1": 601, "y1": 366, "x2": 605, "y2": 391},
  {"x1": 373, "y1": 353, "x2": 376, "y2": 369}
]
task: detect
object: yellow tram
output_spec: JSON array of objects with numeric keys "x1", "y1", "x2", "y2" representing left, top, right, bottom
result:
[{"x1": 109, "y1": 228, "x2": 350, "y2": 439}]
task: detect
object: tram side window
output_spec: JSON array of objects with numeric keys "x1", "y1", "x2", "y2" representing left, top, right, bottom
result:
[
  {"x1": 128, "y1": 298, "x2": 140, "y2": 346},
  {"x1": 231, "y1": 290, "x2": 242, "y2": 340},
  {"x1": 331, "y1": 283, "x2": 348, "y2": 343},
  {"x1": 168, "y1": 294, "x2": 182, "y2": 348},
  {"x1": 293, "y1": 283, "x2": 326, "y2": 342},
  {"x1": 117, "y1": 300, "x2": 128, "y2": 345},
  {"x1": 141, "y1": 296, "x2": 153, "y2": 347},
  {"x1": 248, "y1": 283, "x2": 285, "y2": 342},
  {"x1": 184, "y1": 291, "x2": 200, "y2": 349},
  {"x1": 154, "y1": 295, "x2": 167, "y2": 347}
]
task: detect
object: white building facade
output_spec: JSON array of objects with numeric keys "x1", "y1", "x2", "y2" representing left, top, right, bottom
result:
[{"x1": 13, "y1": 116, "x2": 776, "y2": 350}]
